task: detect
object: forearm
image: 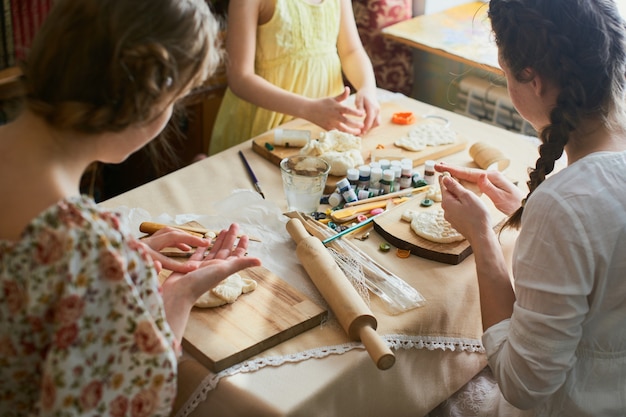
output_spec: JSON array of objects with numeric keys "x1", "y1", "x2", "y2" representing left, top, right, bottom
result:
[
  {"x1": 471, "y1": 230, "x2": 516, "y2": 330},
  {"x1": 160, "y1": 278, "x2": 195, "y2": 342},
  {"x1": 341, "y1": 49, "x2": 377, "y2": 93},
  {"x1": 228, "y1": 72, "x2": 313, "y2": 120}
]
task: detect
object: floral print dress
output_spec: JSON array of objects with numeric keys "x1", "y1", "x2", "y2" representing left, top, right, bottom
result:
[{"x1": 0, "y1": 196, "x2": 178, "y2": 417}]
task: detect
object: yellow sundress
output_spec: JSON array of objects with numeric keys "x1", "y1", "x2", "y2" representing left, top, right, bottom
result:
[{"x1": 209, "y1": 0, "x2": 344, "y2": 155}]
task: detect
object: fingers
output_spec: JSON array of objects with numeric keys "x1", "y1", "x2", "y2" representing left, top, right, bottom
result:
[
  {"x1": 339, "y1": 106, "x2": 366, "y2": 118},
  {"x1": 223, "y1": 256, "x2": 262, "y2": 276},
  {"x1": 171, "y1": 243, "x2": 194, "y2": 252},
  {"x1": 206, "y1": 228, "x2": 235, "y2": 260},
  {"x1": 333, "y1": 86, "x2": 351, "y2": 103},
  {"x1": 477, "y1": 173, "x2": 500, "y2": 196},
  {"x1": 334, "y1": 87, "x2": 367, "y2": 127},
  {"x1": 204, "y1": 224, "x2": 254, "y2": 261},
  {"x1": 353, "y1": 90, "x2": 380, "y2": 134},
  {"x1": 439, "y1": 175, "x2": 465, "y2": 200},
  {"x1": 315, "y1": 98, "x2": 364, "y2": 134},
  {"x1": 435, "y1": 162, "x2": 484, "y2": 183},
  {"x1": 361, "y1": 104, "x2": 380, "y2": 134},
  {"x1": 338, "y1": 120, "x2": 365, "y2": 136},
  {"x1": 232, "y1": 234, "x2": 250, "y2": 258},
  {"x1": 144, "y1": 227, "x2": 210, "y2": 251},
  {"x1": 154, "y1": 249, "x2": 200, "y2": 273}
]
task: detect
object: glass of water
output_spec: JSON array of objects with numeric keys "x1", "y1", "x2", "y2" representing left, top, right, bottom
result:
[{"x1": 280, "y1": 155, "x2": 330, "y2": 213}]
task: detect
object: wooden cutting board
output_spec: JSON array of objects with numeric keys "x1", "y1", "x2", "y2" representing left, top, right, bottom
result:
[
  {"x1": 373, "y1": 192, "x2": 506, "y2": 265},
  {"x1": 181, "y1": 266, "x2": 327, "y2": 372},
  {"x1": 251, "y1": 101, "x2": 468, "y2": 193}
]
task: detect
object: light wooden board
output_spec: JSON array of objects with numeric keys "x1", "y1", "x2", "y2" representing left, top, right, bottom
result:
[
  {"x1": 373, "y1": 191, "x2": 506, "y2": 265},
  {"x1": 251, "y1": 101, "x2": 468, "y2": 193},
  {"x1": 181, "y1": 265, "x2": 327, "y2": 372}
]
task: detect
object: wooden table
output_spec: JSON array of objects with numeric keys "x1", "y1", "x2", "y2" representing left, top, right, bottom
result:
[
  {"x1": 99, "y1": 92, "x2": 538, "y2": 417},
  {"x1": 382, "y1": 1, "x2": 501, "y2": 75}
]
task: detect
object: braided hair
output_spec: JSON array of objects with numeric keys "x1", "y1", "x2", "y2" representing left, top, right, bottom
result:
[{"x1": 488, "y1": 0, "x2": 626, "y2": 229}]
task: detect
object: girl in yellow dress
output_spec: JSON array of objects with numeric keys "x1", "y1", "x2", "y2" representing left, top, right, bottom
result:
[{"x1": 209, "y1": 0, "x2": 380, "y2": 155}]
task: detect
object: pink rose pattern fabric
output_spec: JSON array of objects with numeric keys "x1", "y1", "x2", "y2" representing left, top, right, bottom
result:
[
  {"x1": 0, "y1": 196, "x2": 178, "y2": 416},
  {"x1": 353, "y1": 0, "x2": 414, "y2": 96}
]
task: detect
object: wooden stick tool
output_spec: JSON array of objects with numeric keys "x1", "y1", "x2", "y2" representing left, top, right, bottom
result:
[{"x1": 286, "y1": 218, "x2": 395, "y2": 370}]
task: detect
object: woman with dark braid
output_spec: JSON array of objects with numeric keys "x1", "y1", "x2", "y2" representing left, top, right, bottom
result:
[{"x1": 431, "y1": 0, "x2": 626, "y2": 415}]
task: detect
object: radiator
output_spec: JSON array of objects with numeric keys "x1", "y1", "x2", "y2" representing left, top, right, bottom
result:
[{"x1": 455, "y1": 75, "x2": 537, "y2": 137}]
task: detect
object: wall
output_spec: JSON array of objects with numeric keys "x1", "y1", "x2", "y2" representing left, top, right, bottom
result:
[
  {"x1": 408, "y1": 0, "x2": 498, "y2": 113},
  {"x1": 410, "y1": 50, "x2": 499, "y2": 113}
]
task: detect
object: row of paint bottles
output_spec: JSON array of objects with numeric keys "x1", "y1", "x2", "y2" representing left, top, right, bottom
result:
[{"x1": 328, "y1": 159, "x2": 431, "y2": 208}]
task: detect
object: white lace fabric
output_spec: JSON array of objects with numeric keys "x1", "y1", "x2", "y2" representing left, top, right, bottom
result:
[{"x1": 175, "y1": 333, "x2": 485, "y2": 417}]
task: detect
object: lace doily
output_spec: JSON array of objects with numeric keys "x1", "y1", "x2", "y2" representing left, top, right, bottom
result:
[{"x1": 175, "y1": 334, "x2": 484, "y2": 417}]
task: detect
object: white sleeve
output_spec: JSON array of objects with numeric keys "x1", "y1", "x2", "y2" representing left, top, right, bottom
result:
[{"x1": 482, "y1": 188, "x2": 592, "y2": 409}]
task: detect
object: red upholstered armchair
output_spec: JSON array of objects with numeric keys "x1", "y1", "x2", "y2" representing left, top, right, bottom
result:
[{"x1": 353, "y1": 0, "x2": 413, "y2": 96}]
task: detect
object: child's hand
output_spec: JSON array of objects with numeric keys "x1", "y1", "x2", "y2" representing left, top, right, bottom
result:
[
  {"x1": 305, "y1": 86, "x2": 366, "y2": 135},
  {"x1": 354, "y1": 87, "x2": 380, "y2": 134},
  {"x1": 159, "y1": 223, "x2": 262, "y2": 341},
  {"x1": 162, "y1": 223, "x2": 261, "y2": 302},
  {"x1": 141, "y1": 227, "x2": 210, "y2": 252},
  {"x1": 134, "y1": 227, "x2": 210, "y2": 273}
]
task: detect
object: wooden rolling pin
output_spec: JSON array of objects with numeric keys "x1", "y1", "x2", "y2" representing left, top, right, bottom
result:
[{"x1": 286, "y1": 218, "x2": 395, "y2": 370}]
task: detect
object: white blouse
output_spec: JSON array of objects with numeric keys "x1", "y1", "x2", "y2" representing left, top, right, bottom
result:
[{"x1": 484, "y1": 150, "x2": 626, "y2": 416}]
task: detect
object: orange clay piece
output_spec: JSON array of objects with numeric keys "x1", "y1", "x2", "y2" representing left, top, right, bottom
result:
[
  {"x1": 376, "y1": 144, "x2": 385, "y2": 149},
  {"x1": 396, "y1": 249, "x2": 411, "y2": 258},
  {"x1": 391, "y1": 112, "x2": 416, "y2": 125}
]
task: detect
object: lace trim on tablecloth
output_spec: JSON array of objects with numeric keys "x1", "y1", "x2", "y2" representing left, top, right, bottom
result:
[{"x1": 174, "y1": 334, "x2": 485, "y2": 417}]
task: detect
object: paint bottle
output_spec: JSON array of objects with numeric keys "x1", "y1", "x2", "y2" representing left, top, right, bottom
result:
[
  {"x1": 424, "y1": 160, "x2": 436, "y2": 185},
  {"x1": 380, "y1": 169, "x2": 395, "y2": 194},
  {"x1": 378, "y1": 159, "x2": 391, "y2": 171},
  {"x1": 357, "y1": 165, "x2": 371, "y2": 191},
  {"x1": 328, "y1": 192, "x2": 343, "y2": 208},
  {"x1": 411, "y1": 171, "x2": 426, "y2": 188},
  {"x1": 400, "y1": 163, "x2": 413, "y2": 189},
  {"x1": 346, "y1": 168, "x2": 359, "y2": 188},
  {"x1": 369, "y1": 166, "x2": 383, "y2": 191},
  {"x1": 358, "y1": 189, "x2": 376, "y2": 200},
  {"x1": 391, "y1": 164, "x2": 402, "y2": 192},
  {"x1": 336, "y1": 178, "x2": 358, "y2": 203}
]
